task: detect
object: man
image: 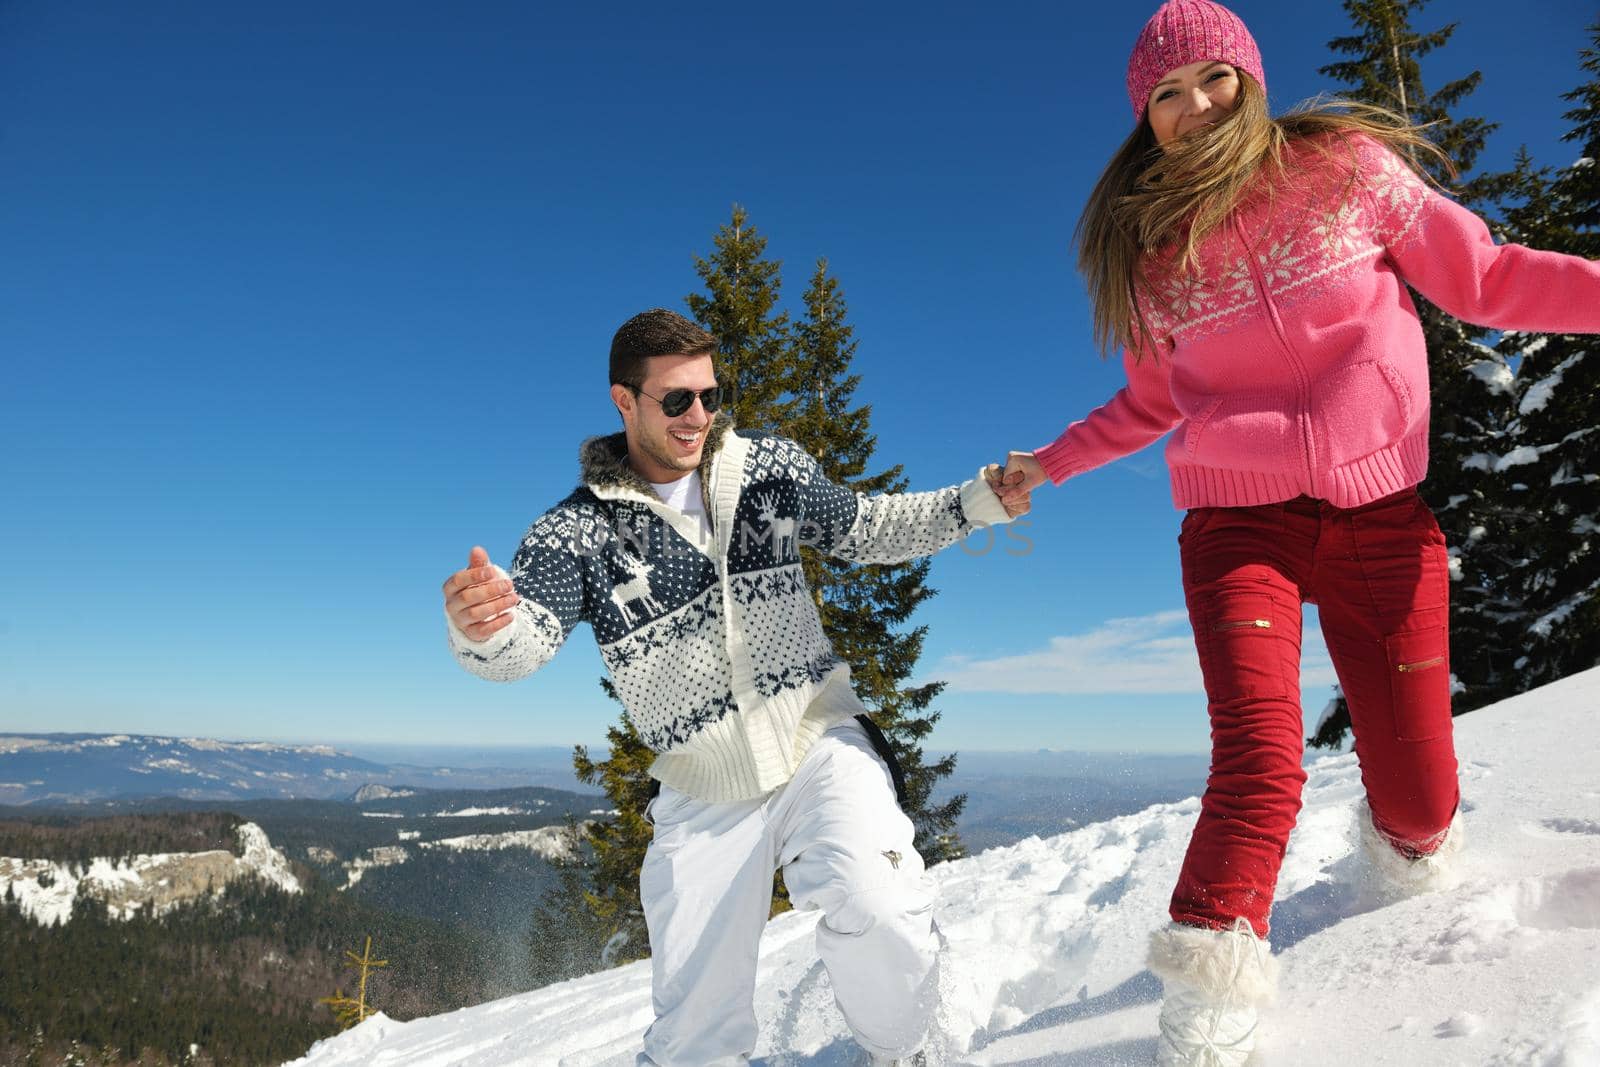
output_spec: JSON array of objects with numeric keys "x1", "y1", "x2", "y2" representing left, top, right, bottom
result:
[{"x1": 442, "y1": 308, "x2": 1029, "y2": 1065}]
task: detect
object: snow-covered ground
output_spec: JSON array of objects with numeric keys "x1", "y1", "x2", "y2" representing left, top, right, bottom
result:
[{"x1": 288, "y1": 667, "x2": 1600, "y2": 1067}]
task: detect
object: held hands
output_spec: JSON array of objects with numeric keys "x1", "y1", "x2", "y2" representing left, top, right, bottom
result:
[
  {"x1": 983, "y1": 462, "x2": 1032, "y2": 519},
  {"x1": 442, "y1": 546, "x2": 520, "y2": 641},
  {"x1": 1003, "y1": 451, "x2": 1047, "y2": 492},
  {"x1": 984, "y1": 451, "x2": 1046, "y2": 518}
]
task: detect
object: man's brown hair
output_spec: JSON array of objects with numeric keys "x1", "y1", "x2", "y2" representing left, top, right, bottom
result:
[{"x1": 609, "y1": 309, "x2": 718, "y2": 386}]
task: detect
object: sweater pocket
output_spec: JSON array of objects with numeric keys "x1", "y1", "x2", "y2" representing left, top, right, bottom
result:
[
  {"x1": 1179, "y1": 390, "x2": 1300, "y2": 474},
  {"x1": 1310, "y1": 360, "x2": 1415, "y2": 467}
]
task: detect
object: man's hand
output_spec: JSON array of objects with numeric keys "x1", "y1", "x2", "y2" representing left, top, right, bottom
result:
[
  {"x1": 983, "y1": 464, "x2": 1032, "y2": 518},
  {"x1": 443, "y1": 546, "x2": 520, "y2": 641}
]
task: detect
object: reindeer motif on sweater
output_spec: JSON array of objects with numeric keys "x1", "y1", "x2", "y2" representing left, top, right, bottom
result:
[
  {"x1": 447, "y1": 413, "x2": 1012, "y2": 802},
  {"x1": 609, "y1": 552, "x2": 663, "y2": 627}
]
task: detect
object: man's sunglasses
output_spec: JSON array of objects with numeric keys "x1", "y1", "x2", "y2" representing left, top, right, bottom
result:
[{"x1": 630, "y1": 385, "x2": 723, "y2": 418}]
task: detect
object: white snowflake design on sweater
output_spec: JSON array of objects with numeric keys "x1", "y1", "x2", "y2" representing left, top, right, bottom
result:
[
  {"x1": 1141, "y1": 136, "x2": 1432, "y2": 345},
  {"x1": 448, "y1": 426, "x2": 1001, "y2": 797}
]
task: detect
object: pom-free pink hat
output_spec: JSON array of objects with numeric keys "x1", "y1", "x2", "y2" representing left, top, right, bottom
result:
[{"x1": 1126, "y1": 0, "x2": 1266, "y2": 121}]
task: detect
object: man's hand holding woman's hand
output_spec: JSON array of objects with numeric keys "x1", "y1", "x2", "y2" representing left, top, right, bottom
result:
[{"x1": 984, "y1": 451, "x2": 1046, "y2": 518}]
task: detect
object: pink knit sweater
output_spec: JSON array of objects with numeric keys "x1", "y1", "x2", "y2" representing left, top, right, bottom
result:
[{"x1": 1035, "y1": 133, "x2": 1600, "y2": 510}]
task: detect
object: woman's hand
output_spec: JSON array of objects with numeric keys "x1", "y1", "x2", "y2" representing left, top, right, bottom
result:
[
  {"x1": 1002, "y1": 451, "x2": 1048, "y2": 493},
  {"x1": 983, "y1": 464, "x2": 1032, "y2": 517}
]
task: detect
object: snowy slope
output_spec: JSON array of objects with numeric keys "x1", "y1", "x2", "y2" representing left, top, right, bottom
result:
[{"x1": 287, "y1": 668, "x2": 1600, "y2": 1067}]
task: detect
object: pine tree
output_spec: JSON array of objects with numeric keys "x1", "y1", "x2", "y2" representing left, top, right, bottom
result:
[
  {"x1": 568, "y1": 689, "x2": 656, "y2": 967},
  {"x1": 318, "y1": 936, "x2": 387, "y2": 1029},
  {"x1": 786, "y1": 259, "x2": 966, "y2": 862},
  {"x1": 1485, "y1": 23, "x2": 1600, "y2": 693},
  {"x1": 1310, "y1": 0, "x2": 1518, "y2": 746},
  {"x1": 564, "y1": 210, "x2": 969, "y2": 975},
  {"x1": 685, "y1": 204, "x2": 799, "y2": 426}
]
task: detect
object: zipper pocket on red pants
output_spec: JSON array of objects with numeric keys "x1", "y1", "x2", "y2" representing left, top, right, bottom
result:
[
  {"x1": 1213, "y1": 618, "x2": 1273, "y2": 632},
  {"x1": 1397, "y1": 655, "x2": 1445, "y2": 673}
]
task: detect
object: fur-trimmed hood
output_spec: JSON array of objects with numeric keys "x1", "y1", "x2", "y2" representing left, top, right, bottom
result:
[{"x1": 577, "y1": 411, "x2": 736, "y2": 496}]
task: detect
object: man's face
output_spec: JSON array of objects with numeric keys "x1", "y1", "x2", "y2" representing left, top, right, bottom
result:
[{"x1": 612, "y1": 352, "x2": 719, "y2": 483}]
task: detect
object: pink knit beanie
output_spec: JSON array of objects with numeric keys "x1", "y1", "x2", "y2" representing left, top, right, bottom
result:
[{"x1": 1126, "y1": 0, "x2": 1266, "y2": 121}]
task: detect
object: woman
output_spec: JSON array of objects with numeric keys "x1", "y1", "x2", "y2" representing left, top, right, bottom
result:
[{"x1": 995, "y1": 2, "x2": 1600, "y2": 1062}]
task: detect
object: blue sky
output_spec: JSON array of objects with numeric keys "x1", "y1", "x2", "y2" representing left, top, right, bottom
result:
[{"x1": 2, "y1": 1, "x2": 1592, "y2": 755}]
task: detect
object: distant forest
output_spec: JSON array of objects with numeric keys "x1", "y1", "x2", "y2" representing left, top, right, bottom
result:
[
  {"x1": 0, "y1": 812, "x2": 243, "y2": 867},
  {"x1": 0, "y1": 812, "x2": 504, "y2": 1067}
]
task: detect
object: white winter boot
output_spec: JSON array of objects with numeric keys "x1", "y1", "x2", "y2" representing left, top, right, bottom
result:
[
  {"x1": 1356, "y1": 799, "x2": 1465, "y2": 901},
  {"x1": 1148, "y1": 918, "x2": 1278, "y2": 1067}
]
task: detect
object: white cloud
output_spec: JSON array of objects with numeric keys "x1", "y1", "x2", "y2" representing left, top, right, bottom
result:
[{"x1": 931, "y1": 610, "x2": 1338, "y2": 696}]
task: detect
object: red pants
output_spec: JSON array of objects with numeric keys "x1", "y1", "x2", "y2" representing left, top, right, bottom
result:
[{"x1": 1171, "y1": 489, "x2": 1460, "y2": 937}]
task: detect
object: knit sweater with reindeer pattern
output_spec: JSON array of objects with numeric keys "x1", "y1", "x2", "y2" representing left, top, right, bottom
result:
[
  {"x1": 1035, "y1": 132, "x2": 1600, "y2": 510},
  {"x1": 447, "y1": 414, "x2": 1012, "y2": 802}
]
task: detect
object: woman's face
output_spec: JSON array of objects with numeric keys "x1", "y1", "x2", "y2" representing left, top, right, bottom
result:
[{"x1": 1146, "y1": 60, "x2": 1241, "y2": 147}]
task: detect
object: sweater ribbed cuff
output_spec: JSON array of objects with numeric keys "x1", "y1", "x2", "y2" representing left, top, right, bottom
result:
[
  {"x1": 1033, "y1": 435, "x2": 1089, "y2": 485},
  {"x1": 444, "y1": 565, "x2": 518, "y2": 658},
  {"x1": 959, "y1": 469, "x2": 1012, "y2": 528}
]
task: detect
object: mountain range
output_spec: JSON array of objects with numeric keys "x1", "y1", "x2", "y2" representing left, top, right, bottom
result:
[{"x1": 0, "y1": 732, "x2": 598, "y2": 804}]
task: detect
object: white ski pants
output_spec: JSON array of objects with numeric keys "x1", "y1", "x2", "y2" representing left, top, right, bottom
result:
[{"x1": 637, "y1": 718, "x2": 938, "y2": 1066}]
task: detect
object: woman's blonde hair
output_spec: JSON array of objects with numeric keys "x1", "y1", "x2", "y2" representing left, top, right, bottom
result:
[{"x1": 1077, "y1": 73, "x2": 1453, "y2": 357}]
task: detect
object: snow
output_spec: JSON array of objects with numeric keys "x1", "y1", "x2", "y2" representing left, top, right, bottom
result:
[
  {"x1": 1530, "y1": 580, "x2": 1600, "y2": 637},
  {"x1": 239, "y1": 822, "x2": 302, "y2": 894},
  {"x1": 181, "y1": 738, "x2": 335, "y2": 755},
  {"x1": 1, "y1": 823, "x2": 299, "y2": 922},
  {"x1": 354, "y1": 785, "x2": 417, "y2": 800},
  {"x1": 287, "y1": 667, "x2": 1600, "y2": 1067},
  {"x1": 1467, "y1": 358, "x2": 1515, "y2": 395},
  {"x1": 416, "y1": 827, "x2": 576, "y2": 861},
  {"x1": 434, "y1": 806, "x2": 533, "y2": 817},
  {"x1": 1459, "y1": 434, "x2": 1594, "y2": 473},
  {"x1": 1520, "y1": 351, "x2": 1586, "y2": 415},
  {"x1": 0, "y1": 737, "x2": 57, "y2": 754},
  {"x1": 1, "y1": 859, "x2": 80, "y2": 925},
  {"x1": 1481, "y1": 446, "x2": 1541, "y2": 471},
  {"x1": 1310, "y1": 693, "x2": 1343, "y2": 739},
  {"x1": 342, "y1": 846, "x2": 411, "y2": 889}
]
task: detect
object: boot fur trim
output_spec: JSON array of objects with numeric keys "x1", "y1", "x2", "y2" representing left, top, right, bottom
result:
[
  {"x1": 1357, "y1": 799, "x2": 1465, "y2": 895},
  {"x1": 1147, "y1": 921, "x2": 1279, "y2": 1007}
]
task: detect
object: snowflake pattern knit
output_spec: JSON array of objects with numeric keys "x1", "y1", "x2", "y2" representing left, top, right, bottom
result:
[{"x1": 447, "y1": 414, "x2": 1010, "y2": 801}]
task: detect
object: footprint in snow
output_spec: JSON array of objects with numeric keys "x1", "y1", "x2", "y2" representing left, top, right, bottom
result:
[
  {"x1": 1520, "y1": 817, "x2": 1600, "y2": 839},
  {"x1": 1513, "y1": 867, "x2": 1600, "y2": 932},
  {"x1": 1431, "y1": 867, "x2": 1600, "y2": 964},
  {"x1": 1435, "y1": 1012, "x2": 1484, "y2": 1038}
]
